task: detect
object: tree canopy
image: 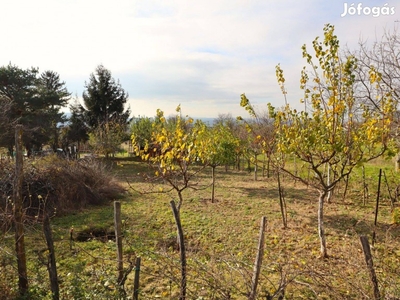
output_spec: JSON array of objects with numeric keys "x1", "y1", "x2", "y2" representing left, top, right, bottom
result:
[
  {"x1": 132, "y1": 106, "x2": 206, "y2": 210},
  {"x1": 37, "y1": 70, "x2": 71, "y2": 150},
  {"x1": 0, "y1": 64, "x2": 69, "y2": 154},
  {"x1": 81, "y1": 65, "x2": 130, "y2": 129},
  {"x1": 80, "y1": 65, "x2": 130, "y2": 157},
  {"x1": 130, "y1": 116, "x2": 153, "y2": 150}
]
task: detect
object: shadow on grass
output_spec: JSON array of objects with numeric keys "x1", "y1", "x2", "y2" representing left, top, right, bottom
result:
[
  {"x1": 309, "y1": 212, "x2": 400, "y2": 241},
  {"x1": 237, "y1": 185, "x2": 313, "y2": 203},
  {"x1": 323, "y1": 214, "x2": 372, "y2": 236},
  {"x1": 110, "y1": 157, "x2": 157, "y2": 184},
  {"x1": 112, "y1": 158, "x2": 253, "y2": 187}
]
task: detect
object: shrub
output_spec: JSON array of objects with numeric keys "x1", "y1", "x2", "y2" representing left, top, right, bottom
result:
[{"x1": 0, "y1": 156, "x2": 125, "y2": 220}]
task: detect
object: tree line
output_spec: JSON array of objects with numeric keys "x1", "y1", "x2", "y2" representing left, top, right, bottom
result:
[
  {"x1": 0, "y1": 64, "x2": 130, "y2": 158},
  {"x1": 130, "y1": 24, "x2": 400, "y2": 260}
]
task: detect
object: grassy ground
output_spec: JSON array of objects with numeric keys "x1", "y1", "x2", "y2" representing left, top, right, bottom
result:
[{"x1": 1, "y1": 156, "x2": 400, "y2": 299}]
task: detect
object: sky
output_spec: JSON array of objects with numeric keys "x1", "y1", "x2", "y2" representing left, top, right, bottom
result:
[{"x1": 1, "y1": 0, "x2": 399, "y2": 119}]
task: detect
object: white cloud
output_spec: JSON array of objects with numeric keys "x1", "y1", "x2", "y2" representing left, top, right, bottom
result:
[{"x1": 1, "y1": 0, "x2": 399, "y2": 118}]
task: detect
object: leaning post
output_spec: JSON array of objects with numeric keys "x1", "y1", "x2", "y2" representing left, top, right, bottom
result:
[
  {"x1": 249, "y1": 216, "x2": 267, "y2": 300},
  {"x1": 114, "y1": 201, "x2": 124, "y2": 284}
]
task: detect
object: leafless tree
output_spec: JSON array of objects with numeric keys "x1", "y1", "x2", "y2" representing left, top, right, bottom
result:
[
  {"x1": 347, "y1": 25, "x2": 400, "y2": 168},
  {"x1": 349, "y1": 25, "x2": 400, "y2": 124}
]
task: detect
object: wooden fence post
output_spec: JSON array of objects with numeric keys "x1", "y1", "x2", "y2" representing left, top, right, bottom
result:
[
  {"x1": 360, "y1": 236, "x2": 380, "y2": 300},
  {"x1": 114, "y1": 201, "x2": 124, "y2": 284},
  {"x1": 277, "y1": 172, "x2": 287, "y2": 229},
  {"x1": 170, "y1": 200, "x2": 187, "y2": 300},
  {"x1": 43, "y1": 214, "x2": 59, "y2": 300},
  {"x1": 13, "y1": 124, "x2": 28, "y2": 296},
  {"x1": 372, "y1": 169, "x2": 382, "y2": 245},
  {"x1": 133, "y1": 257, "x2": 141, "y2": 300},
  {"x1": 249, "y1": 216, "x2": 267, "y2": 300}
]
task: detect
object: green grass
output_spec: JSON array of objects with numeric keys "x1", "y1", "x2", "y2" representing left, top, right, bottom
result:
[{"x1": 1, "y1": 156, "x2": 400, "y2": 299}]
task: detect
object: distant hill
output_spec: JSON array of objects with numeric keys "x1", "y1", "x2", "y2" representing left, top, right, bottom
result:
[
  {"x1": 62, "y1": 113, "x2": 217, "y2": 126},
  {"x1": 195, "y1": 117, "x2": 215, "y2": 125}
]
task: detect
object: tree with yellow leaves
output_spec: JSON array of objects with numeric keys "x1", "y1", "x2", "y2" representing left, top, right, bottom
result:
[
  {"x1": 132, "y1": 105, "x2": 208, "y2": 299},
  {"x1": 132, "y1": 105, "x2": 206, "y2": 211},
  {"x1": 196, "y1": 122, "x2": 239, "y2": 202},
  {"x1": 242, "y1": 24, "x2": 395, "y2": 258}
]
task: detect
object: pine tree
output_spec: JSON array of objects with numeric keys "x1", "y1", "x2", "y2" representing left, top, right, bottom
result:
[
  {"x1": 81, "y1": 65, "x2": 130, "y2": 129},
  {"x1": 81, "y1": 65, "x2": 130, "y2": 157},
  {"x1": 37, "y1": 70, "x2": 71, "y2": 151}
]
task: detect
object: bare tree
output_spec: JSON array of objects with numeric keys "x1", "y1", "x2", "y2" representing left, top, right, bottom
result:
[
  {"x1": 350, "y1": 26, "x2": 400, "y2": 133},
  {"x1": 348, "y1": 26, "x2": 400, "y2": 168}
]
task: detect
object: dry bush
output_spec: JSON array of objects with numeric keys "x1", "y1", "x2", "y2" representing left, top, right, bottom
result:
[{"x1": 0, "y1": 156, "x2": 125, "y2": 221}]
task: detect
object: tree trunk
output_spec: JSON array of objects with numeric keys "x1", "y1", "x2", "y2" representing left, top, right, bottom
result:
[
  {"x1": 342, "y1": 173, "x2": 350, "y2": 202},
  {"x1": 318, "y1": 190, "x2": 328, "y2": 258},
  {"x1": 14, "y1": 125, "x2": 28, "y2": 296},
  {"x1": 170, "y1": 201, "x2": 186, "y2": 300},
  {"x1": 326, "y1": 165, "x2": 332, "y2": 203},
  {"x1": 177, "y1": 190, "x2": 184, "y2": 212},
  {"x1": 52, "y1": 121, "x2": 59, "y2": 152},
  {"x1": 262, "y1": 153, "x2": 266, "y2": 178}
]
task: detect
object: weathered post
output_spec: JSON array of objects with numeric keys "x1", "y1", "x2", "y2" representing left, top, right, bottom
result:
[
  {"x1": 114, "y1": 201, "x2": 123, "y2": 284},
  {"x1": 13, "y1": 124, "x2": 28, "y2": 296},
  {"x1": 133, "y1": 257, "x2": 141, "y2": 300},
  {"x1": 372, "y1": 169, "x2": 382, "y2": 245},
  {"x1": 277, "y1": 172, "x2": 287, "y2": 228},
  {"x1": 43, "y1": 214, "x2": 59, "y2": 300},
  {"x1": 360, "y1": 236, "x2": 380, "y2": 300},
  {"x1": 211, "y1": 166, "x2": 216, "y2": 203},
  {"x1": 249, "y1": 216, "x2": 267, "y2": 300}
]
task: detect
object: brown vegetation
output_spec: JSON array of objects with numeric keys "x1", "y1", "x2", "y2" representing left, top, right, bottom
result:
[{"x1": 0, "y1": 156, "x2": 125, "y2": 222}]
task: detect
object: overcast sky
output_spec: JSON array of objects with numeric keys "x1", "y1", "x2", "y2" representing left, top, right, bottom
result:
[{"x1": 1, "y1": 0, "x2": 399, "y2": 118}]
